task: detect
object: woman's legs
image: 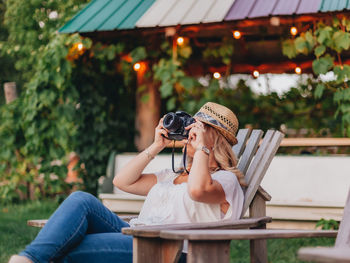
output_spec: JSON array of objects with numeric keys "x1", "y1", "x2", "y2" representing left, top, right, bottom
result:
[
  {"x1": 19, "y1": 191, "x2": 129, "y2": 263},
  {"x1": 59, "y1": 233, "x2": 132, "y2": 263}
]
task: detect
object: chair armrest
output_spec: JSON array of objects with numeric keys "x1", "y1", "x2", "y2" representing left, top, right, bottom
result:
[
  {"x1": 122, "y1": 216, "x2": 272, "y2": 237},
  {"x1": 27, "y1": 219, "x2": 48, "y2": 228},
  {"x1": 159, "y1": 229, "x2": 338, "y2": 241},
  {"x1": 119, "y1": 215, "x2": 138, "y2": 223},
  {"x1": 298, "y1": 247, "x2": 350, "y2": 263}
]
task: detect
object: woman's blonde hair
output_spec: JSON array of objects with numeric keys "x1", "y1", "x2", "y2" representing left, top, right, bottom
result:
[{"x1": 186, "y1": 125, "x2": 246, "y2": 187}]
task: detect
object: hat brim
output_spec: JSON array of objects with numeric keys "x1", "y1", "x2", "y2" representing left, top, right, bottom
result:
[{"x1": 195, "y1": 117, "x2": 238, "y2": 146}]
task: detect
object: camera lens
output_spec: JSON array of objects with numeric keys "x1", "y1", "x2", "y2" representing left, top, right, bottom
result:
[{"x1": 163, "y1": 112, "x2": 183, "y2": 132}]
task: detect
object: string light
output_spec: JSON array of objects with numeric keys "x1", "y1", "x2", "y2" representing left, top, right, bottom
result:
[
  {"x1": 290, "y1": 26, "x2": 298, "y2": 36},
  {"x1": 295, "y1": 66, "x2": 302, "y2": 74},
  {"x1": 176, "y1": 37, "x2": 184, "y2": 46},
  {"x1": 213, "y1": 72, "x2": 221, "y2": 79},
  {"x1": 233, "y1": 30, "x2": 241, "y2": 39},
  {"x1": 253, "y1": 70, "x2": 260, "y2": 78},
  {"x1": 77, "y1": 43, "x2": 84, "y2": 51},
  {"x1": 133, "y1": 63, "x2": 141, "y2": 71}
]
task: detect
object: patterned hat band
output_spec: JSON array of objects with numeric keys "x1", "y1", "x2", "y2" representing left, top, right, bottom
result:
[{"x1": 194, "y1": 111, "x2": 229, "y2": 132}]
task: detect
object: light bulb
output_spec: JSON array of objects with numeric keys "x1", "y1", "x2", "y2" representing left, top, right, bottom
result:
[
  {"x1": 290, "y1": 26, "x2": 298, "y2": 36},
  {"x1": 233, "y1": 30, "x2": 241, "y2": 39},
  {"x1": 77, "y1": 43, "x2": 84, "y2": 51},
  {"x1": 176, "y1": 37, "x2": 184, "y2": 46},
  {"x1": 133, "y1": 63, "x2": 141, "y2": 71},
  {"x1": 253, "y1": 70, "x2": 260, "y2": 78},
  {"x1": 213, "y1": 72, "x2": 221, "y2": 79},
  {"x1": 295, "y1": 66, "x2": 302, "y2": 74}
]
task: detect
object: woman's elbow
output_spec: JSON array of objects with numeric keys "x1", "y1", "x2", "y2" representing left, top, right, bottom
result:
[
  {"x1": 188, "y1": 187, "x2": 205, "y2": 202},
  {"x1": 113, "y1": 176, "x2": 123, "y2": 189}
]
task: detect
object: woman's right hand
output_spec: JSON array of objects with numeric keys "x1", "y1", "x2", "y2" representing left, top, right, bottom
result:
[{"x1": 152, "y1": 117, "x2": 172, "y2": 150}]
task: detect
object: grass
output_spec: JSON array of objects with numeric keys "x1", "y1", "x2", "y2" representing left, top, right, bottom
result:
[
  {"x1": 0, "y1": 201, "x2": 336, "y2": 263},
  {"x1": 0, "y1": 200, "x2": 58, "y2": 263}
]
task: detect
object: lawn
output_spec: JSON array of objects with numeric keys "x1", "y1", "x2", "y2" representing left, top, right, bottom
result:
[{"x1": 0, "y1": 201, "x2": 335, "y2": 263}]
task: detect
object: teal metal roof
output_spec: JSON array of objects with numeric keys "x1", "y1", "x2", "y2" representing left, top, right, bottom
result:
[
  {"x1": 59, "y1": 0, "x2": 155, "y2": 33},
  {"x1": 320, "y1": 0, "x2": 350, "y2": 12}
]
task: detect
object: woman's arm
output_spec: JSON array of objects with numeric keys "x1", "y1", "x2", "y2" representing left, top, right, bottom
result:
[
  {"x1": 113, "y1": 118, "x2": 171, "y2": 196},
  {"x1": 186, "y1": 122, "x2": 226, "y2": 203}
]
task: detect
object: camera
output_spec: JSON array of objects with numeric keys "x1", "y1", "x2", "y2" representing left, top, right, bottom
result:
[{"x1": 163, "y1": 111, "x2": 195, "y2": 140}]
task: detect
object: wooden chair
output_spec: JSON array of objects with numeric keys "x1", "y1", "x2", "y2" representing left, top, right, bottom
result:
[
  {"x1": 27, "y1": 129, "x2": 283, "y2": 262},
  {"x1": 122, "y1": 129, "x2": 284, "y2": 263},
  {"x1": 298, "y1": 187, "x2": 350, "y2": 262}
]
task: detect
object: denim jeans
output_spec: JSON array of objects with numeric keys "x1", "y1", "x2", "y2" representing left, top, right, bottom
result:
[{"x1": 19, "y1": 191, "x2": 132, "y2": 263}]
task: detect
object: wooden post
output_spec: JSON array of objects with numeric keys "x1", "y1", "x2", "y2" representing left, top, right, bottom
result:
[
  {"x1": 4, "y1": 82, "x2": 18, "y2": 104},
  {"x1": 133, "y1": 237, "x2": 183, "y2": 263},
  {"x1": 249, "y1": 192, "x2": 268, "y2": 263},
  {"x1": 187, "y1": 240, "x2": 231, "y2": 263},
  {"x1": 134, "y1": 63, "x2": 161, "y2": 151}
]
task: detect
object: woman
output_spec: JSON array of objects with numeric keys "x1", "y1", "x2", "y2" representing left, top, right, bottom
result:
[{"x1": 10, "y1": 102, "x2": 245, "y2": 263}]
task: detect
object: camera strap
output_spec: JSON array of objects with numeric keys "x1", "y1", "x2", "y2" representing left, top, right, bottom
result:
[{"x1": 171, "y1": 140, "x2": 190, "y2": 174}]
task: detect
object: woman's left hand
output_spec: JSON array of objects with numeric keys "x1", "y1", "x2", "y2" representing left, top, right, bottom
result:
[{"x1": 186, "y1": 120, "x2": 208, "y2": 150}]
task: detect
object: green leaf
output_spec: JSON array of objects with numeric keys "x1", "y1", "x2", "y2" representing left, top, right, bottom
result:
[
  {"x1": 130, "y1": 47, "x2": 147, "y2": 63},
  {"x1": 159, "y1": 82, "x2": 173, "y2": 98},
  {"x1": 334, "y1": 65, "x2": 350, "y2": 83},
  {"x1": 333, "y1": 31, "x2": 350, "y2": 52},
  {"x1": 312, "y1": 55, "x2": 334, "y2": 75},
  {"x1": 314, "y1": 83, "x2": 325, "y2": 99},
  {"x1": 317, "y1": 26, "x2": 333, "y2": 45},
  {"x1": 282, "y1": 39, "x2": 297, "y2": 59},
  {"x1": 295, "y1": 36, "x2": 309, "y2": 55},
  {"x1": 166, "y1": 97, "x2": 176, "y2": 110},
  {"x1": 314, "y1": 45, "x2": 326, "y2": 57}
]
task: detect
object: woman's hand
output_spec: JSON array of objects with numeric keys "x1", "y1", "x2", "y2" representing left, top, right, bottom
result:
[
  {"x1": 186, "y1": 120, "x2": 209, "y2": 150},
  {"x1": 152, "y1": 117, "x2": 172, "y2": 151}
]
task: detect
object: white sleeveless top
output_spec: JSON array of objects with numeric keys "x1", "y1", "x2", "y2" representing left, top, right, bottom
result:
[{"x1": 129, "y1": 169, "x2": 244, "y2": 226}]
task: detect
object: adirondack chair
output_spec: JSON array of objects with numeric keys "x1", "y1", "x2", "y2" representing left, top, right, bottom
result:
[
  {"x1": 121, "y1": 129, "x2": 284, "y2": 263},
  {"x1": 27, "y1": 129, "x2": 282, "y2": 262},
  {"x1": 298, "y1": 187, "x2": 350, "y2": 262}
]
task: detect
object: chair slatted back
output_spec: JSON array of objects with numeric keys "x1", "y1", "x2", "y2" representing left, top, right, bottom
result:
[
  {"x1": 241, "y1": 130, "x2": 284, "y2": 217},
  {"x1": 232, "y1": 128, "x2": 251, "y2": 158},
  {"x1": 335, "y1": 189, "x2": 350, "y2": 247},
  {"x1": 238, "y1": 130, "x2": 263, "y2": 174}
]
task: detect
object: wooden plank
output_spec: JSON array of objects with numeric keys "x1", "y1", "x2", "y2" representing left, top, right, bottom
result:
[
  {"x1": 181, "y1": 0, "x2": 216, "y2": 25},
  {"x1": 298, "y1": 247, "x2": 350, "y2": 263},
  {"x1": 159, "y1": 229, "x2": 338, "y2": 241},
  {"x1": 202, "y1": 0, "x2": 236, "y2": 23},
  {"x1": 249, "y1": 193, "x2": 267, "y2": 263},
  {"x1": 242, "y1": 131, "x2": 284, "y2": 217},
  {"x1": 187, "y1": 240, "x2": 230, "y2": 263},
  {"x1": 238, "y1": 129, "x2": 263, "y2": 174},
  {"x1": 280, "y1": 137, "x2": 350, "y2": 147},
  {"x1": 232, "y1": 128, "x2": 251, "y2": 159},
  {"x1": 136, "y1": 0, "x2": 177, "y2": 27},
  {"x1": 243, "y1": 130, "x2": 274, "y2": 188},
  {"x1": 158, "y1": 0, "x2": 196, "y2": 26},
  {"x1": 335, "y1": 188, "x2": 350, "y2": 247},
  {"x1": 122, "y1": 216, "x2": 272, "y2": 237},
  {"x1": 133, "y1": 237, "x2": 160, "y2": 263},
  {"x1": 27, "y1": 219, "x2": 48, "y2": 228},
  {"x1": 133, "y1": 237, "x2": 182, "y2": 263}
]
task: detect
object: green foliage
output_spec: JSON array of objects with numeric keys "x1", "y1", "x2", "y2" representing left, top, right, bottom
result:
[
  {"x1": 0, "y1": 0, "x2": 136, "y2": 202},
  {"x1": 282, "y1": 17, "x2": 350, "y2": 136},
  {"x1": 316, "y1": 218, "x2": 340, "y2": 230}
]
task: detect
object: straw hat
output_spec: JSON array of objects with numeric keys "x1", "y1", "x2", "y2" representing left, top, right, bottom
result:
[{"x1": 194, "y1": 102, "x2": 239, "y2": 145}]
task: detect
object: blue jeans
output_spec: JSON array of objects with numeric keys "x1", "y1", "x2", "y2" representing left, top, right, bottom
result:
[{"x1": 19, "y1": 191, "x2": 132, "y2": 263}]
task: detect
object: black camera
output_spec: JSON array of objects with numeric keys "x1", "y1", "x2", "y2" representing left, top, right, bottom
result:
[{"x1": 163, "y1": 111, "x2": 195, "y2": 141}]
